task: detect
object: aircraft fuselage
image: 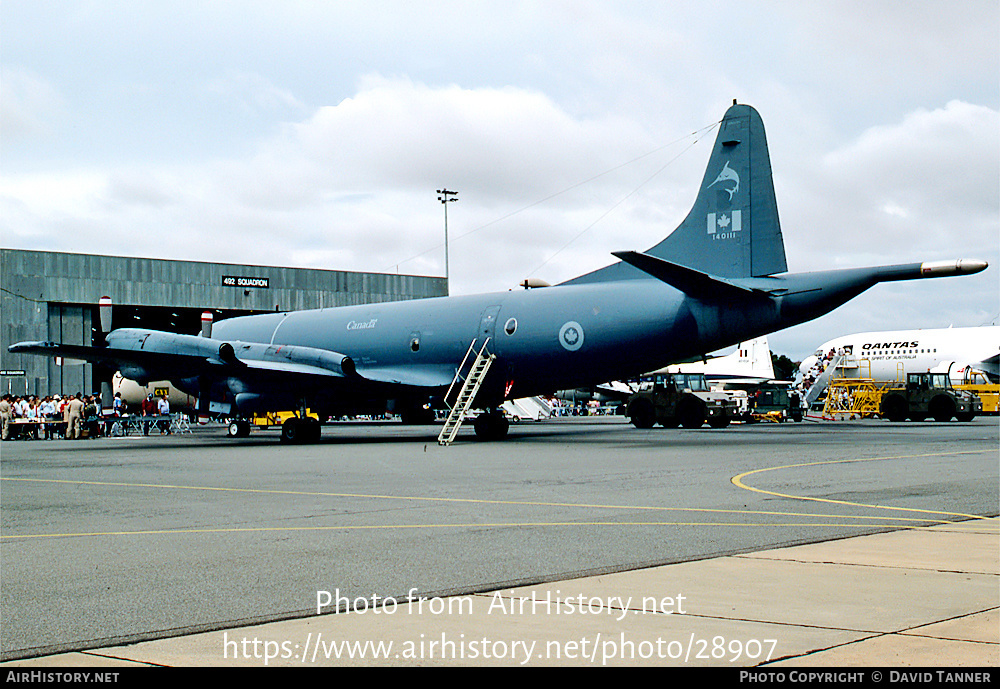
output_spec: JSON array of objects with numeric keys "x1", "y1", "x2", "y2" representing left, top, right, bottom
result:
[{"x1": 209, "y1": 267, "x2": 872, "y2": 409}]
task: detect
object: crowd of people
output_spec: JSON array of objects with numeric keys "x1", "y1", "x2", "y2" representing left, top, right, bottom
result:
[
  {"x1": 797, "y1": 348, "x2": 837, "y2": 393},
  {"x1": 0, "y1": 392, "x2": 173, "y2": 440},
  {"x1": 795, "y1": 346, "x2": 853, "y2": 400}
]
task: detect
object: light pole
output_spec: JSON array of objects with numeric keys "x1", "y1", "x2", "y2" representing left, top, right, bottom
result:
[{"x1": 436, "y1": 188, "x2": 457, "y2": 295}]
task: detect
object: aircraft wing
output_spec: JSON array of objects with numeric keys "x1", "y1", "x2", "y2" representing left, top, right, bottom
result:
[
  {"x1": 7, "y1": 328, "x2": 461, "y2": 392},
  {"x1": 355, "y1": 365, "x2": 457, "y2": 389},
  {"x1": 8, "y1": 341, "x2": 140, "y2": 369},
  {"x1": 8, "y1": 328, "x2": 358, "y2": 386},
  {"x1": 980, "y1": 353, "x2": 1000, "y2": 380}
]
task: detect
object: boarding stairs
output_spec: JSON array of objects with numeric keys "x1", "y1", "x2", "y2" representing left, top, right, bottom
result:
[
  {"x1": 821, "y1": 377, "x2": 895, "y2": 420},
  {"x1": 502, "y1": 395, "x2": 553, "y2": 421},
  {"x1": 438, "y1": 339, "x2": 495, "y2": 446},
  {"x1": 803, "y1": 353, "x2": 866, "y2": 407}
]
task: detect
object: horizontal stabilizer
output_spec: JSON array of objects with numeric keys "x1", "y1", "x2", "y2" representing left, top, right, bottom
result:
[{"x1": 611, "y1": 251, "x2": 768, "y2": 300}]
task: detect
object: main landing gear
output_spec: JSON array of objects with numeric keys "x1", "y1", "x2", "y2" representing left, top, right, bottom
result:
[
  {"x1": 280, "y1": 416, "x2": 322, "y2": 444},
  {"x1": 473, "y1": 409, "x2": 509, "y2": 441}
]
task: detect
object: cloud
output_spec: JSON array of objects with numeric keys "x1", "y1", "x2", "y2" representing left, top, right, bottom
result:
[
  {"x1": 196, "y1": 76, "x2": 678, "y2": 284},
  {"x1": 272, "y1": 76, "x2": 654, "y2": 200},
  {"x1": 0, "y1": 78, "x2": 659, "y2": 286},
  {"x1": 3, "y1": 83, "x2": 995, "y2": 329},
  {"x1": 764, "y1": 100, "x2": 1000, "y2": 357},
  {"x1": 782, "y1": 101, "x2": 999, "y2": 268}
]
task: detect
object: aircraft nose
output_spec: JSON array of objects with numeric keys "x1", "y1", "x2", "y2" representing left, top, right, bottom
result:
[{"x1": 799, "y1": 355, "x2": 818, "y2": 375}]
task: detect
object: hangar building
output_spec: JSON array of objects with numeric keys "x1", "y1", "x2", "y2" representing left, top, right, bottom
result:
[{"x1": 1, "y1": 249, "x2": 447, "y2": 398}]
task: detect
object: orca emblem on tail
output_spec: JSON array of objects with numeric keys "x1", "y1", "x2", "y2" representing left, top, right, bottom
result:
[{"x1": 708, "y1": 161, "x2": 740, "y2": 200}]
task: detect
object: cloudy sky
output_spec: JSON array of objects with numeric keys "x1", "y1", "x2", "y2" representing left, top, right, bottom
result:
[{"x1": 3, "y1": 1, "x2": 997, "y2": 360}]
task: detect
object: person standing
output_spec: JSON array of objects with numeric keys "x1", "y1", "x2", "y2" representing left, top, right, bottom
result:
[
  {"x1": 141, "y1": 393, "x2": 156, "y2": 435},
  {"x1": 25, "y1": 397, "x2": 40, "y2": 439},
  {"x1": 157, "y1": 394, "x2": 171, "y2": 434},
  {"x1": 55, "y1": 396, "x2": 67, "y2": 438},
  {"x1": 40, "y1": 396, "x2": 56, "y2": 439},
  {"x1": 0, "y1": 395, "x2": 11, "y2": 441},
  {"x1": 83, "y1": 395, "x2": 99, "y2": 437},
  {"x1": 66, "y1": 394, "x2": 85, "y2": 439}
]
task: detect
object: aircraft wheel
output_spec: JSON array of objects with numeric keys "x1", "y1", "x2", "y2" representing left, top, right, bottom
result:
[
  {"x1": 473, "y1": 412, "x2": 509, "y2": 440},
  {"x1": 303, "y1": 418, "x2": 322, "y2": 442},
  {"x1": 707, "y1": 416, "x2": 730, "y2": 429},
  {"x1": 281, "y1": 418, "x2": 303, "y2": 443},
  {"x1": 280, "y1": 418, "x2": 321, "y2": 443},
  {"x1": 400, "y1": 406, "x2": 435, "y2": 425}
]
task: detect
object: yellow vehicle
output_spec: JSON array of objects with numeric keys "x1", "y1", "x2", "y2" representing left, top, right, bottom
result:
[
  {"x1": 822, "y1": 378, "x2": 896, "y2": 420},
  {"x1": 252, "y1": 410, "x2": 320, "y2": 427},
  {"x1": 954, "y1": 370, "x2": 999, "y2": 414}
]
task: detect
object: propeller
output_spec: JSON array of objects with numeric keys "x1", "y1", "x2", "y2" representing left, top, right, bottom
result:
[
  {"x1": 97, "y1": 296, "x2": 113, "y2": 347},
  {"x1": 198, "y1": 311, "x2": 214, "y2": 422}
]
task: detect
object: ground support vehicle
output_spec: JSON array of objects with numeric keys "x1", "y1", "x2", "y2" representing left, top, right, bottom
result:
[
  {"x1": 626, "y1": 373, "x2": 739, "y2": 429},
  {"x1": 953, "y1": 370, "x2": 998, "y2": 415},
  {"x1": 879, "y1": 372, "x2": 981, "y2": 422},
  {"x1": 232, "y1": 409, "x2": 322, "y2": 442},
  {"x1": 745, "y1": 384, "x2": 803, "y2": 423},
  {"x1": 821, "y1": 378, "x2": 895, "y2": 420}
]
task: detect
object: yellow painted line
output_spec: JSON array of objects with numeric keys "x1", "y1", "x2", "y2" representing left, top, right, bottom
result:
[
  {"x1": 0, "y1": 476, "x2": 948, "y2": 523},
  {"x1": 1, "y1": 520, "x2": 939, "y2": 541},
  {"x1": 731, "y1": 450, "x2": 995, "y2": 521},
  {"x1": 7, "y1": 448, "x2": 994, "y2": 541}
]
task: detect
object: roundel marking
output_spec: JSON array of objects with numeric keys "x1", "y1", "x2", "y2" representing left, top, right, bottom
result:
[{"x1": 559, "y1": 321, "x2": 584, "y2": 351}]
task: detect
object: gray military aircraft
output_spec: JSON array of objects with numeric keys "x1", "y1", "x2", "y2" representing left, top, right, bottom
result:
[{"x1": 8, "y1": 102, "x2": 988, "y2": 442}]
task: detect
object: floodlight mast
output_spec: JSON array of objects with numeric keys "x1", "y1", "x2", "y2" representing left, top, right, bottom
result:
[{"x1": 436, "y1": 188, "x2": 458, "y2": 295}]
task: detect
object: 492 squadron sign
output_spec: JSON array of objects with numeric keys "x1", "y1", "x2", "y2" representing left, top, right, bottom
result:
[{"x1": 222, "y1": 275, "x2": 269, "y2": 289}]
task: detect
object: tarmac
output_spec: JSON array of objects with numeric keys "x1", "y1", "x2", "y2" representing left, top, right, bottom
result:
[{"x1": 4, "y1": 516, "x2": 997, "y2": 667}]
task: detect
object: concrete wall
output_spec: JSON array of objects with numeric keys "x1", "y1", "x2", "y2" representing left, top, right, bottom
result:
[{"x1": 1, "y1": 249, "x2": 447, "y2": 396}]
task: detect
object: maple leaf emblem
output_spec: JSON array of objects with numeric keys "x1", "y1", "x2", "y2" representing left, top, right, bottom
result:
[{"x1": 718, "y1": 214, "x2": 730, "y2": 229}]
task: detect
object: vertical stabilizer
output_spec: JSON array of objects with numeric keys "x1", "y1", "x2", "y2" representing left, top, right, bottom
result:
[
  {"x1": 564, "y1": 102, "x2": 787, "y2": 284},
  {"x1": 661, "y1": 337, "x2": 775, "y2": 381}
]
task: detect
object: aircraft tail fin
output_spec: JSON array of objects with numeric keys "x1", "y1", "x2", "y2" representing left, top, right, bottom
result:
[
  {"x1": 659, "y1": 336, "x2": 775, "y2": 381},
  {"x1": 743, "y1": 337, "x2": 777, "y2": 381},
  {"x1": 564, "y1": 102, "x2": 787, "y2": 285}
]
